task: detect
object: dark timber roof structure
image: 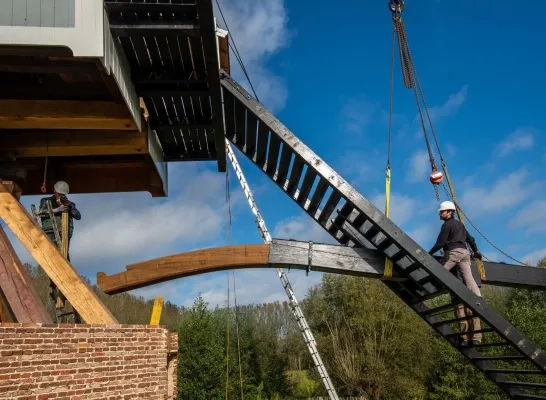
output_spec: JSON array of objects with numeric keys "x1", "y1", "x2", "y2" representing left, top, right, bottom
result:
[{"x1": 104, "y1": 0, "x2": 229, "y2": 171}]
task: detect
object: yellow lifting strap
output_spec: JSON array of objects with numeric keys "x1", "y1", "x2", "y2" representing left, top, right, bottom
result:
[
  {"x1": 60, "y1": 210, "x2": 69, "y2": 260},
  {"x1": 381, "y1": 167, "x2": 394, "y2": 280},
  {"x1": 149, "y1": 296, "x2": 164, "y2": 325}
]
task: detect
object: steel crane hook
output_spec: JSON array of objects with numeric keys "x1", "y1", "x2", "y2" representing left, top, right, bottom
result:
[{"x1": 389, "y1": 0, "x2": 404, "y2": 14}]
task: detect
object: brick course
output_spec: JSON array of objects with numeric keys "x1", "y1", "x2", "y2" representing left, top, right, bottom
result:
[{"x1": 0, "y1": 323, "x2": 178, "y2": 400}]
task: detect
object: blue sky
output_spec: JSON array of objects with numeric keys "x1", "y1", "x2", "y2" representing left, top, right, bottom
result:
[{"x1": 4, "y1": 0, "x2": 546, "y2": 309}]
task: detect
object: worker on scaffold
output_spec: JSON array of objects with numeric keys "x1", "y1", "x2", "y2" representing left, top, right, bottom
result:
[
  {"x1": 38, "y1": 180, "x2": 82, "y2": 262},
  {"x1": 429, "y1": 200, "x2": 483, "y2": 346}
]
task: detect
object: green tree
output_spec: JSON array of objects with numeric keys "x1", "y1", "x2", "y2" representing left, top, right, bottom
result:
[
  {"x1": 286, "y1": 370, "x2": 319, "y2": 398},
  {"x1": 177, "y1": 296, "x2": 226, "y2": 399},
  {"x1": 304, "y1": 274, "x2": 436, "y2": 399}
]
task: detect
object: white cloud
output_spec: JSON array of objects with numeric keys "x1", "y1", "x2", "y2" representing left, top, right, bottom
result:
[
  {"x1": 7, "y1": 164, "x2": 245, "y2": 274},
  {"x1": 369, "y1": 192, "x2": 420, "y2": 228},
  {"x1": 407, "y1": 85, "x2": 468, "y2": 139},
  {"x1": 460, "y1": 169, "x2": 538, "y2": 214},
  {"x1": 214, "y1": 0, "x2": 293, "y2": 111},
  {"x1": 424, "y1": 85, "x2": 468, "y2": 122},
  {"x1": 445, "y1": 143, "x2": 456, "y2": 158},
  {"x1": 496, "y1": 127, "x2": 536, "y2": 156},
  {"x1": 171, "y1": 268, "x2": 322, "y2": 309},
  {"x1": 272, "y1": 213, "x2": 336, "y2": 244},
  {"x1": 408, "y1": 225, "x2": 437, "y2": 248},
  {"x1": 482, "y1": 252, "x2": 500, "y2": 262},
  {"x1": 509, "y1": 200, "x2": 546, "y2": 234},
  {"x1": 406, "y1": 149, "x2": 431, "y2": 183},
  {"x1": 520, "y1": 248, "x2": 546, "y2": 266}
]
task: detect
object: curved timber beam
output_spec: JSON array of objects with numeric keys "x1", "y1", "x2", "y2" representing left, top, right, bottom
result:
[
  {"x1": 97, "y1": 240, "x2": 401, "y2": 294},
  {"x1": 97, "y1": 239, "x2": 546, "y2": 295}
]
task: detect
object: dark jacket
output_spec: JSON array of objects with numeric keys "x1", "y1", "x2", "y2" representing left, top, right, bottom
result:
[
  {"x1": 38, "y1": 195, "x2": 81, "y2": 239},
  {"x1": 429, "y1": 217, "x2": 478, "y2": 255}
]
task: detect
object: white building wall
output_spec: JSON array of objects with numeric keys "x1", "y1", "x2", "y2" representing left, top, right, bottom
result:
[{"x1": 0, "y1": 0, "x2": 104, "y2": 57}]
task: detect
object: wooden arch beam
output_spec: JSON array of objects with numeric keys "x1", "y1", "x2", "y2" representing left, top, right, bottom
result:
[
  {"x1": 97, "y1": 240, "x2": 399, "y2": 294},
  {"x1": 97, "y1": 239, "x2": 546, "y2": 296}
]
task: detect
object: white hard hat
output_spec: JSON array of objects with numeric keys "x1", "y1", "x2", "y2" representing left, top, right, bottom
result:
[
  {"x1": 438, "y1": 200, "x2": 456, "y2": 212},
  {"x1": 54, "y1": 181, "x2": 69, "y2": 195}
]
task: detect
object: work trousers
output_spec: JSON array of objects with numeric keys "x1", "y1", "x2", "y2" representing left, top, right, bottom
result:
[
  {"x1": 443, "y1": 248, "x2": 482, "y2": 343},
  {"x1": 45, "y1": 231, "x2": 71, "y2": 262}
]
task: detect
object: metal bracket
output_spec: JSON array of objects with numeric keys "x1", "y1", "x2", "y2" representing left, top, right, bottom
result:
[{"x1": 307, "y1": 241, "x2": 313, "y2": 276}]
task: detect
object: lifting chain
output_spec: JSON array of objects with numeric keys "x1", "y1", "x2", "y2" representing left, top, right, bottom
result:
[
  {"x1": 388, "y1": 3, "x2": 528, "y2": 267},
  {"x1": 392, "y1": 15, "x2": 442, "y2": 200}
]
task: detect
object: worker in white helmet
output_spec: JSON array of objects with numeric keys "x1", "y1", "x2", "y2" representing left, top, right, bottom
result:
[
  {"x1": 38, "y1": 180, "x2": 82, "y2": 261},
  {"x1": 429, "y1": 200, "x2": 483, "y2": 346}
]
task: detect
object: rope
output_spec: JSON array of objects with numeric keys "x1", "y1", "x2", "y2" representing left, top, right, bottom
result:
[
  {"x1": 225, "y1": 268, "x2": 230, "y2": 400},
  {"x1": 224, "y1": 163, "x2": 232, "y2": 399},
  {"x1": 216, "y1": 2, "x2": 263, "y2": 396},
  {"x1": 216, "y1": 0, "x2": 259, "y2": 102},
  {"x1": 232, "y1": 270, "x2": 244, "y2": 399},
  {"x1": 382, "y1": 23, "x2": 396, "y2": 281},
  {"x1": 225, "y1": 143, "x2": 246, "y2": 398}
]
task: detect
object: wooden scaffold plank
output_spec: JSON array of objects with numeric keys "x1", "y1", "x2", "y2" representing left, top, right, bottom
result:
[{"x1": 0, "y1": 100, "x2": 138, "y2": 130}]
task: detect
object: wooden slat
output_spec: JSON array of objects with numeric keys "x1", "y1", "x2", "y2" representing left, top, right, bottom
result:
[
  {"x1": 13, "y1": 157, "x2": 167, "y2": 197},
  {"x1": 0, "y1": 82, "x2": 112, "y2": 101},
  {"x1": 2, "y1": 130, "x2": 148, "y2": 158},
  {"x1": 0, "y1": 226, "x2": 52, "y2": 323},
  {"x1": 0, "y1": 100, "x2": 138, "y2": 130},
  {"x1": 0, "y1": 183, "x2": 117, "y2": 324}
]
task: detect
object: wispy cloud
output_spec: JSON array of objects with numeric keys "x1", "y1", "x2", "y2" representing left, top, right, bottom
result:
[
  {"x1": 423, "y1": 84, "x2": 468, "y2": 123},
  {"x1": 272, "y1": 213, "x2": 336, "y2": 244},
  {"x1": 369, "y1": 192, "x2": 420, "y2": 228},
  {"x1": 460, "y1": 169, "x2": 539, "y2": 215},
  {"x1": 405, "y1": 149, "x2": 431, "y2": 183},
  {"x1": 520, "y1": 248, "x2": 546, "y2": 266},
  {"x1": 339, "y1": 95, "x2": 380, "y2": 136},
  {"x1": 495, "y1": 127, "x2": 536, "y2": 157},
  {"x1": 509, "y1": 200, "x2": 546, "y2": 235},
  {"x1": 396, "y1": 84, "x2": 468, "y2": 140}
]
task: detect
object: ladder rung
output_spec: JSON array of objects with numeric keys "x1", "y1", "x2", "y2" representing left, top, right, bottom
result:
[
  {"x1": 445, "y1": 328, "x2": 496, "y2": 338},
  {"x1": 419, "y1": 302, "x2": 457, "y2": 317},
  {"x1": 514, "y1": 394, "x2": 546, "y2": 400},
  {"x1": 502, "y1": 381, "x2": 546, "y2": 389},
  {"x1": 474, "y1": 355, "x2": 527, "y2": 361},
  {"x1": 486, "y1": 369, "x2": 543, "y2": 374}
]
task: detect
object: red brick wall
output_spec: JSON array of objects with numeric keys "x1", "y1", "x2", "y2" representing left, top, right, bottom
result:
[{"x1": 0, "y1": 323, "x2": 178, "y2": 400}]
